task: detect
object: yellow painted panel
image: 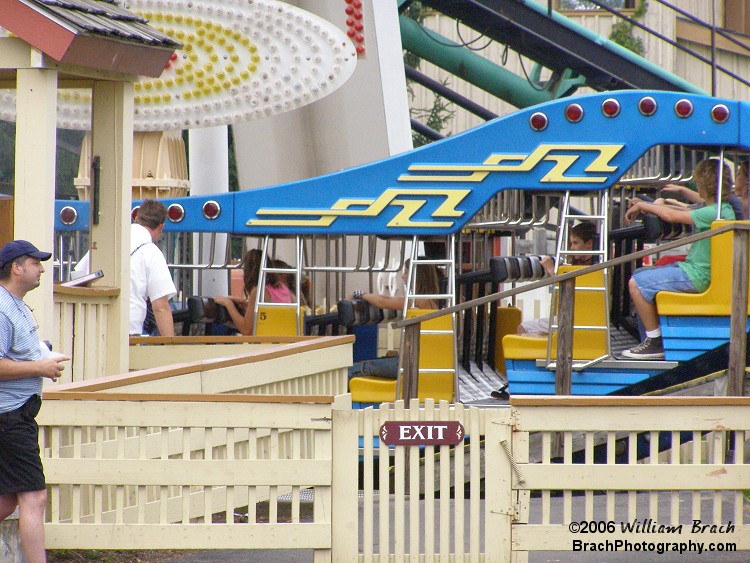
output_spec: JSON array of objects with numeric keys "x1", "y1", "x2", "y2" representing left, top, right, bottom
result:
[
  {"x1": 255, "y1": 305, "x2": 302, "y2": 336},
  {"x1": 657, "y1": 221, "x2": 750, "y2": 316},
  {"x1": 349, "y1": 376, "x2": 397, "y2": 403},
  {"x1": 503, "y1": 266, "x2": 607, "y2": 361},
  {"x1": 350, "y1": 309, "x2": 455, "y2": 403},
  {"x1": 495, "y1": 306, "x2": 523, "y2": 372}
]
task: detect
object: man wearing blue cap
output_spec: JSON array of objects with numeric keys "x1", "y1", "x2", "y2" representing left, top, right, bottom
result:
[{"x1": 0, "y1": 240, "x2": 69, "y2": 563}]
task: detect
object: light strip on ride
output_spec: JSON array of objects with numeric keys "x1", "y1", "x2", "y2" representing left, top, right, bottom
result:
[{"x1": 0, "y1": 0, "x2": 357, "y2": 130}]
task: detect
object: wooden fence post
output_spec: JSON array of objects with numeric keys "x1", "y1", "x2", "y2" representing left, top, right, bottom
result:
[
  {"x1": 727, "y1": 228, "x2": 748, "y2": 396},
  {"x1": 401, "y1": 322, "x2": 421, "y2": 401},
  {"x1": 555, "y1": 278, "x2": 574, "y2": 396}
]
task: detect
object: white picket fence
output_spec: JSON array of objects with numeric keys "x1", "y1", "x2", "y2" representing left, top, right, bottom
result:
[
  {"x1": 333, "y1": 397, "x2": 750, "y2": 561},
  {"x1": 24, "y1": 390, "x2": 750, "y2": 560}
]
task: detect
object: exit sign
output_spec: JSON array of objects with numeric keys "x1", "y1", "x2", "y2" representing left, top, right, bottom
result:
[{"x1": 379, "y1": 421, "x2": 464, "y2": 446}]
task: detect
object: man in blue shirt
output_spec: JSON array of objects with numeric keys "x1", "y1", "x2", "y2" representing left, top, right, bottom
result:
[{"x1": 0, "y1": 240, "x2": 68, "y2": 563}]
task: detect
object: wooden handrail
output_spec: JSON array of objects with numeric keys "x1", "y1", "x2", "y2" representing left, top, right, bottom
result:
[
  {"x1": 393, "y1": 222, "x2": 750, "y2": 400},
  {"x1": 42, "y1": 391, "x2": 336, "y2": 403},
  {"x1": 55, "y1": 335, "x2": 355, "y2": 392}
]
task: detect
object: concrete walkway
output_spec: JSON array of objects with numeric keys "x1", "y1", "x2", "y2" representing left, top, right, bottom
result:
[{"x1": 169, "y1": 492, "x2": 748, "y2": 562}]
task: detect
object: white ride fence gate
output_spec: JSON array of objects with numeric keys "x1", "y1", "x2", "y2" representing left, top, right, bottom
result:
[
  {"x1": 331, "y1": 397, "x2": 750, "y2": 561},
  {"x1": 19, "y1": 392, "x2": 750, "y2": 560}
]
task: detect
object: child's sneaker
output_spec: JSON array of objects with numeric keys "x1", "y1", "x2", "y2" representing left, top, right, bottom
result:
[{"x1": 622, "y1": 336, "x2": 664, "y2": 360}]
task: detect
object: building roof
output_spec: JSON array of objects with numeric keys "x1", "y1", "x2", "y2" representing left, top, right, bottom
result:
[{"x1": 0, "y1": 0, "x2": 179, "y2": 77}]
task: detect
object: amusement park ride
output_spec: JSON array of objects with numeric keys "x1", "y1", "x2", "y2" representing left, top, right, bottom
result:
[
  {"x1": 2, "y1": 0, "x2": 740, "y2": 404},
  {"x1": 54, "y1": 89, "x2": 750, "y2": 403}
]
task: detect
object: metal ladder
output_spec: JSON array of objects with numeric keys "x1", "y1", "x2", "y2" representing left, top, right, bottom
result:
[
  {"x1": 545, "y1": 191, "x2": 612, "y2": 366},
  {"x1": 396, "y1": 235, "x2": 460, "y2": 401}
]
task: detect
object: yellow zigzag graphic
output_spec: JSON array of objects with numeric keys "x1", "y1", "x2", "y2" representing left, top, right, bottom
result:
[{"x1": 246, "y1": 144, "x2": 623, "y2": 228}]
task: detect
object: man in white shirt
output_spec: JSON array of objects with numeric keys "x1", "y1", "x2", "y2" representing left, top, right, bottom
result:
[{"x1": 75, "y1": 200, "x2": 177, "y2": 336}]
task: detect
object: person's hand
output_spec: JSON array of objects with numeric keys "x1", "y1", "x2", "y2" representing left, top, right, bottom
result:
[
  {"x1": 212, "y1": 296, "x2": 232, "y2": 307},
  {"x1": 540, "y1": 255, "x2": 555, "y2": 276},
  {"x1": 627, "y1": 197, "x2": 643, "y2": 208},
  {"x1": 624, "y1": 200, "x2": 643, "y2": 225},
  {"x1": 37, "y1": 356, "x2": 69, "y2": 381}
]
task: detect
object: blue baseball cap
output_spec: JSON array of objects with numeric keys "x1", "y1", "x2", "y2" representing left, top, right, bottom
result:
[{"x1": 0, "y1": 240, "x2": 52, "y2": 268}]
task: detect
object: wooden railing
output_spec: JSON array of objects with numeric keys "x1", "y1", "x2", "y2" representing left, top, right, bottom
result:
[
  {"x1": 36, "y1": 333, "x2": 354, "y2": 554},
  {"x1": 39, "y1": 392, "x2": 351, "y2": 554},
  {"x1": 52, "y1": 285, "x2": 120, "y2": 381},
  {"x1": 395, "y1": 222, "x2": 750, "y2": 399},
  {"x1": 55, "y1": 334, "x2": 354, "y2": 397}
]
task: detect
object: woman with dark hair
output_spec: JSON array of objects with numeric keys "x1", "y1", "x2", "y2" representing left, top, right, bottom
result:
[{"x1": 214, "y1": 249, "x2": 294, "y2": 335}]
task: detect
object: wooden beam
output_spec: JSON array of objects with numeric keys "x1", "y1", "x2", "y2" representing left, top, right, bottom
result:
[
  {"x1": 89, "y1": 80, "x2": 133, "y2": 375},
  {"x1": 14, "y1": 67, "x2": 57, "y2": 333},
  {"x1": 555, "y1": 278, "x2": 574, "y2": 396},
  {"x1": 676, "y1": 18, "x2": 750, "y2": 57},
  {"x1": 727, "y1": 228, "x2": 748, "y2": 396},
  {"x1": 511, "y1": 396, "x2": 750, "y2": 406},
  {"x1": 400, "y1": 322, "x2": 421, "y2": 401}
]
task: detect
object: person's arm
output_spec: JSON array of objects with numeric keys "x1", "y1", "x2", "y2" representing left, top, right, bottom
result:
[
  {"x1": 217, "y1": 286, "x2": 264, "y2": 335},
  {"x1": 625, "y1": 200, "x2": 694, "y2": 226},
  {"x1": 360, "y1": 292, "x2": 405, "y2": 310},
  {"x1": 151, "y1": 295, "x2": 174, "y2": 337},
  {"x1": 661, "y1": 184, "x2": 704, "y2": 204},
  {"x1": 0, "y1": 356, "x2": 68, "y2": 381}
]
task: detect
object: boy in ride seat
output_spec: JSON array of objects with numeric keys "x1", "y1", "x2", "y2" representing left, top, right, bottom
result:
[{"x1": 623, "y1": 159, "x2": 735, "y2": 360}]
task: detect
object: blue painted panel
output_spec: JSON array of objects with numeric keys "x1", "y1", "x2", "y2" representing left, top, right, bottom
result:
[
  {"x1": 54, "y1": 200, "x2": 90, "y2": 231},
  {"x1": 661, "y1": 315, "x2": 750, "y2": 362},
  {"x1": 663, "y1": 338, "x2": 722, "y2": 351},
  {"x1": 55, "y1": 92, "x2": 750, "y2": 236},
  {"x1": 506, "y1": 359, "x2": 660, "y2": 395}
]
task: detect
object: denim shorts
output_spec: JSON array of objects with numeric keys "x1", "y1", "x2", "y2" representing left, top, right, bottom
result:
[{"x1": 631, "y1": 264, "x2": 697, "y2": 304}]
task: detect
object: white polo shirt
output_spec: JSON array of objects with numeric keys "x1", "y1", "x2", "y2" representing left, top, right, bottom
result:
[
  {"x1": 129, "y1": 223, "x2": 176, "y2": 334},
  {"x1": 74, "y1": 223, "x2": 177, "y2": 334}
]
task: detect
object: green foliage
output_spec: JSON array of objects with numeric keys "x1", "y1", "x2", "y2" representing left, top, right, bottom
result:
[
  {"x1": 411, "y1": 83, "x2": 456, "y2": 148},
  {"x1": 609, "y1": 1, "x2": 647, "y2": 56},
  {"x1": 56, "y1": 129, "x2": 85, "y2": 200},
  {"x1": 0, "y1": 120, "x2": 15, "y2": 189},
  {"x1": 402, "y1": 1, "x2": 455, "y2": 147},
  {"x1": 228, "y1": 125, "x2": 239, "y2": 191}
]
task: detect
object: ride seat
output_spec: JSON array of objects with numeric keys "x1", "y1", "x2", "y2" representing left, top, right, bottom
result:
[
  {"x1": 502, "y1": 266, "x2": 608, "y2": 362},
  {"x1": 494, "y1": 306, "x2": 523, "y2": 373},
  {"x1": 254, "y1": 305, "x2": 303, "y2": 336},
  {"x1": 349, "y1": 309, "x2": 454, "y2": 404},
  {"x1": 656, "y1": 221, "x2": 750, "y2": 316}
]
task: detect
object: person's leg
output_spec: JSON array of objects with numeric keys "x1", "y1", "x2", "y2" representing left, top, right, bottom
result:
[
  {"x1": 628, "y1": 276, "x2": 660, "y2": 332},
  {"x1": 0, "y1": 493, "x2": 19, "y2": 520},
  {"x1": 16, "y1": 489, "x2": 47, "y2": 563},
  {"x1": 623, "y1": 265, "x2": 697, "y2": 359}
]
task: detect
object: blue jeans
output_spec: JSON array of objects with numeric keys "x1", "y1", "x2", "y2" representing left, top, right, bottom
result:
[
  {"x1": 631, "y1": 264, "x2": 697, "y2": 304},
  {"x1": 347, "y1": 356, "x2": 399, "y2": 381}
]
